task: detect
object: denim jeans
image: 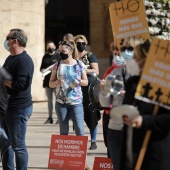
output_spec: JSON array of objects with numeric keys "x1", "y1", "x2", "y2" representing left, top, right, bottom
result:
[
  {"x1": 90, "y1": 125, "x2": 97, "y2": 142},
  {"x1": 107, "y1": 128, "x2": 123, "y2": 170},
  {"x1": 4, "y1": 105, "x2": 33, "y2": 170},
  {"x1": 55, "y1": 102, "x2": 84, "y2": 136}
]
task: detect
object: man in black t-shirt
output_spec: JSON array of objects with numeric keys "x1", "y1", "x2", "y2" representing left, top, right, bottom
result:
[{"x1": 3, "y1": 28, "x2": 34, "y2": 170}]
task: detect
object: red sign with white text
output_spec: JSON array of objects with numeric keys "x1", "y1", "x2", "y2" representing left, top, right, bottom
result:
[
  {"x1": 48, "y1": 135, "x2": 88, "y2": 170},
  {"x1": 93, "y1": 157, "x2": 114, "y2": 170}
]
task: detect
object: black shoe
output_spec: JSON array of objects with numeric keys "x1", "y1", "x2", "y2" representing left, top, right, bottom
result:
[
  {"x1": 89, "y1": 142, "x2": 97, "y2": 150},
  {"x1": 55, "y1": 120, "x2": 59, "y2": 124},
  {"x1": 44, "y1": 118, "x2": 53, "y2": 124}
]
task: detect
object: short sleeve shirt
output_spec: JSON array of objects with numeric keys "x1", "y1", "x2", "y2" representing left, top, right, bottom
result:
[{"x1": 54, "y1": 60, "x2": 86, "y2": 105}]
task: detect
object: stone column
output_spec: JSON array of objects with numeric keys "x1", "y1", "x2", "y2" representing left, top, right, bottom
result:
[{"x1": 0, "y1": 0, "x2": 46, "y2": 101}]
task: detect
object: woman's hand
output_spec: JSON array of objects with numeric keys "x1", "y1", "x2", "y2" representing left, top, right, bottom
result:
[{"x1": 123, "y1": 115, "x2": 143, "y2": 128}]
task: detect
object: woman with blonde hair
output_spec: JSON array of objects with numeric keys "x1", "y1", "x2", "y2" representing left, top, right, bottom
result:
[
  {"x1": 74, "y1": 34, "x2": 100, "y2": 150},
  {"x1": 49, "y1": 40, "x2": 88, "y2": 136}
]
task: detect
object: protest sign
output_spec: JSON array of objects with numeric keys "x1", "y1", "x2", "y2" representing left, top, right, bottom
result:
[
  {"x1": 93, "y1": 157, "x2": 114, "y2": 170},
  {"x1": 48, "y1": 135, "x2": 88, "y2": 170},
  {"x1": 135, "y1": 37, "x2": 170, "y2": 110},
  {"x1": 109, "y1": 0, "x2": 150, "y2": 48}
]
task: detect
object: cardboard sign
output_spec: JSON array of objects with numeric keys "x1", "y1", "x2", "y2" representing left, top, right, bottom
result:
[
  {"x1": 48, "y1": 135, "x2": 88, "y2": 170},
  {"x1": 93, "y1": 157, "x2": 114, "y2": 170},
  {"x1": 109, "y1": 0, "x2": 150, "y2": 48},
  {"x1": 135, "y1": 37, "x2": 170, "y2": 110}
]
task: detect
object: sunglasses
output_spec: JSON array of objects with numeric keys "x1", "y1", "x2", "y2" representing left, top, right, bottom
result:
[
  {"x1": 58, "y1": 41, "x2": 72, "y2": 49},
  {"x1": 6, "y1": 36, "x2": 16, "y2": 41},
  {"x1": 76, "y1": 42, "x2": 86, "y2": 46},
  {"x1": 121, "y1": 46, "x2": 134, "y2": 52}
]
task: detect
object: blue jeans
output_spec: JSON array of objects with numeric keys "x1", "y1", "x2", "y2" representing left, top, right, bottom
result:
[
  {"x1": 55, "y1": 102, "x2": 84, "y2": 136},
  {"x1": 4, "y1": 105, "x2": 33, "y2": 170},
  {"x1": 90, "y1": 125, "x2": 97, "y2": 142},
  {"x1": 0, "y1": 120, "x2": 14, "y2": 170}
]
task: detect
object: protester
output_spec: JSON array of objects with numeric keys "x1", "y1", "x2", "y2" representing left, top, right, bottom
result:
[
  {"x1": 49, "y1": 40, "x2": 88, "y2": 136},
  {"x1": 74, "y1": 34, "x2": 100, "y2": 150},
  {"x1": 3, "y1": 28, "x2": 34, "y2": 170},
  {"x1": 102, "y1": 55, "x2": 127, "y2": 157},
  {"x1": 121, "y1": 40, "x2": 170, "y2": 170},
  {"x1": 99, "y1": 36, "x2": 143, "y2": 170},
  {"x1": 40, "y1": 40, "x2": 60, "y2": 124}
]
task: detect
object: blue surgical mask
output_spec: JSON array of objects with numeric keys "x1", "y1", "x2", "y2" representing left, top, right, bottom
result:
[
  {"x1": 120, "y1": 50, "x2": 134, "y2": 60},
  {"x1": 4, "y1": 40, "x2": 10, "y2": 51}
]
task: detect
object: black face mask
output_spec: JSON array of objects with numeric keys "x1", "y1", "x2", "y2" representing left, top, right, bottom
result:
[
  {"x1": 48, "y1": 48, "x2": 55, "y2": 53},
  {"x1": 60, "y1": 52, "x2": 69, "y2": 60},
  {"x1": 77, "y1": 44, "x2": 85, "y2": 52}
]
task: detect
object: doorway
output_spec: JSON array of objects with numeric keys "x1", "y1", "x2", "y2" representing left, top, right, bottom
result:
[{"x1": 45, "y1": 0, "x2": 89, "y2": 46}]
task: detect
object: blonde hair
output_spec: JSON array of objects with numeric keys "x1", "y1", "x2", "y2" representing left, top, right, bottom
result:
[
  {"x1": 67, "y1": 40, "x2": 79, "y2": 60},
  {"x1": 110, "y1": 41, "x2": 119, "y2": 52},
  {"x1": 74, "y1": 35, "x2": 88, "y2": 45},
  {"x1": 123, "y1": 36, "x2": 143, "y2": 48},
  {"x1": 63, "y1": 33, "x2": 74, "y2": 41}
]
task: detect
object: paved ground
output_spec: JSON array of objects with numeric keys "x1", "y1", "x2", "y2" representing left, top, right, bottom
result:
[{"x1": 0, "y1": 102, "x2": 107, "y2": 170}]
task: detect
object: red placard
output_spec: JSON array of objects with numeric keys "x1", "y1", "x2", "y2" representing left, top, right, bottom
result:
[
  {"x1": 93, "y1": 157, "x2": 114, "y2": 170},
  {"x1": 48, "y1": 135, "x2": 88, "y2": 170}
]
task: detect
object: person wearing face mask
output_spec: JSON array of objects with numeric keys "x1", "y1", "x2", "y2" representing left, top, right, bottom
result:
[
  {"x1": 101, "y1": 50, "x2": 128, "y2": 158},
  {"x1": 99, "y1": 36, "x2": 144, "y2": 170},
  {"x1": 3, "y1": 28, "x2": 34, "y2": 170},
  {"x1": 74, "y1": 34, "x2": 100, "y2": 150},
  {"x1": 122, "y1": 40, "x2": 170, "y2": 170},
  {"x1": 49, "y1": 40, "x2": 91, "y2": 170},
  {"x1": 49, "y1": 40, "x2": 88, "y2": 136},
  {"x1": 40, "y1": 40, "x2": 60, "y2": 124}
]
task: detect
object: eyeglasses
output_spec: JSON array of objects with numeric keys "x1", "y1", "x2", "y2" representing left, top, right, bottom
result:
[
  {"x1": 76, "y1": 42, "x2": 86, "y2": 46},
  {"x1": 121, "y1": 46, "x2": 134, "y2": 52},
  {"x1": 6, "y1": 36, "x2": 16, "y2": 41},
  {"x1": 58, "y1": 41, "x2": 72, "y2": 49}
]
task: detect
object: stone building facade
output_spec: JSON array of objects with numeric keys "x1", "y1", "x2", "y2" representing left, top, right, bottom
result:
[{"x1": 0, "y1": 0, "x2": 116, "y2": 101}]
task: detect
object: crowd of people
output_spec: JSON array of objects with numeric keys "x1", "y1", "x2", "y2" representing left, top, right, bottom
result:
[{"x1": 0, "y1": 28, "x2": 170, "y2": 170}]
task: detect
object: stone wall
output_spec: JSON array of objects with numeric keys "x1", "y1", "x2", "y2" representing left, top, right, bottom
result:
[
  {"x1": 90, "y1": 0, "x2": 117, "y2": 78},
  {"x1": 0, "y1": 0, "x2": 117, "y2": 101},
  {"x1": 0, "y1": 0, "x2": 46, "y2": 101}
]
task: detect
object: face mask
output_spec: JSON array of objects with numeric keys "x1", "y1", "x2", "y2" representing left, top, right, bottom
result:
[
  {"x1": 126, "y1": 58, "x2": 140, "y2": 76},
  {"x1": 4, "y1": 40, "x2": 10, "y2": 51},
  {"x1": 48, "y1": 48, "x2": 55, "y2": 53},
  {"x1": 113, "y1": 56, "x2": 126, "y2": 66},
  {"x1": 60, "y1": 52, "x2": 69, "y2": 60},
  {"x1": 120, "y1": 50, "x2": 134, "y2": 61},
  {"x1": 77, "y1": 44, "x2": 85, "y2": 52}
]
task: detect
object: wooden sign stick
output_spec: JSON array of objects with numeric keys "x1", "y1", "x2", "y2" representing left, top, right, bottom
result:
[{"x1": 134, "y1": 105, "x2": 159, "y2": 170}]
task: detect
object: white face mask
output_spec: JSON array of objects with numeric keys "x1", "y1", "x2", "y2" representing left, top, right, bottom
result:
[{"x1": 126, "y1": 58, "x2": 140, "y2": 76}]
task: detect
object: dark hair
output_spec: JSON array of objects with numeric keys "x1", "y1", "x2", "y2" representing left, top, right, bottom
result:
[
  {"x1": 134, "y1": 40, "x2": 151, "y2": 60},
  {"x1": 10, "y1": 28, "x2": 27, "y2": 47},
  {"x1": 45, "y1": 40, "x2": 55, "y2": 47}
]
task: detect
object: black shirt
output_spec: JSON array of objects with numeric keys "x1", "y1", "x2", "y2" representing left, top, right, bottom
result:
[
  {"x1": 3, "y1": 51, "x2": 34, "y2": 111},
  {"x1": 0, "y1": 68, "x2": 9, "y2": 117},
  {"x1": 40, "y1": 51, "x2": 60, "y2": 88}
]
